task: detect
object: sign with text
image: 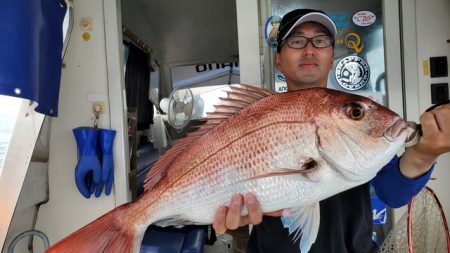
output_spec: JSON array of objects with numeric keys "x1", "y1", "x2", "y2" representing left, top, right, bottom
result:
[{"x1": 171, "y1": 62, "x2": 240, "y2": 89}]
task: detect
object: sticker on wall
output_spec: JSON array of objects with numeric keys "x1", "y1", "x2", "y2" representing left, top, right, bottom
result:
[
  {"x1": 335, "y1": 55, "x2": 370, "y2": 90},
  {"x1": 345, "y1": 32, "x2": 364, "y2": 54},
  {"x1": 275, "y1": 71, "x2": 286, "y2": 82},
  {"x1": 265, "y1": 15, "x2": 281, "y2": 49},
  {"x1": 422, "y1": 60, "x2": 430, "y2": 76},
  {"x1": 82, "y1": 32, "x2": 91, "y2": 41},
  {"x1": 328, "y1": 12, "x2": 349, "y2": 28},
  {"x1": 352, "y1": 11, "x2": 376, "y2": 27},
  {"x1": 275, "y1": 71, "x2": 287, "y2": 93},
  {"x1": 275, "y1": 82, "x2": 288, "y2": 93}
]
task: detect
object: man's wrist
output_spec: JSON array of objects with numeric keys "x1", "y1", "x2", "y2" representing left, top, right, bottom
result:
[{"x1": 399, "y1": 147, "x2": 437, "y2": 179}]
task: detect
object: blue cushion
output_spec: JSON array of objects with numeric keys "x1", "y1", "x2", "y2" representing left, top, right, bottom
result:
[
  {"x1": 140, "y1": 229, "x2": 185, "y2": 253},
  {"x1": 181, "y1": 229, "x2": 206, "y2": 253},
  {"x1": 140, "y1": 227, "x2": 206, "y2": 253}
]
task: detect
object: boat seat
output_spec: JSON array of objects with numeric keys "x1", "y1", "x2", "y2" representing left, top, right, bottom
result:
[{"x1": 140, "y1": 225, "x2": 206, "y2": 253}]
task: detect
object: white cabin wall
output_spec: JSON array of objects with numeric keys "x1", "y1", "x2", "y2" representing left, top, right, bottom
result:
[
  {"x1": 396, "y1": 0, "x2": 450, "y2": 224},
  {"x1": 236, "y1": 0, "x2": 262, "y2": 85},
  {"x1": 35, "y1": 0, "x2": 120, "y2": 249},
  {"x1": 414, "y1": 0, "x2": 450, "y2": 222}
]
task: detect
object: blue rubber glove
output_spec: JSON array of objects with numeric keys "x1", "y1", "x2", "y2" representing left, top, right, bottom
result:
[
  {"x1": 97, "y1": 129, "x2": 116, "y2": 196},
  {"x1": 73, "y1": 127, "x2": 101, "y2": 198},
  {"x1": 93, "y1": 173, "x2": 104, "y2": 197}
]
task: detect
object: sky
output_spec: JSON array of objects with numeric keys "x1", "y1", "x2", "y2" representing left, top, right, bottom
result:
[{"x1": 0, "y1": 95, "x2": 21, "y2": 116}]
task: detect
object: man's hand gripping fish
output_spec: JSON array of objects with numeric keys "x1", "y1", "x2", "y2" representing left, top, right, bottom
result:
[{"x1": 46, "y1": 84, "x2": 411, "y2": 253}]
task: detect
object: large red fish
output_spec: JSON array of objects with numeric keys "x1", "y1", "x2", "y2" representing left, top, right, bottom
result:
[{"x1": 46, "y1": 85, "x2": 408, "y2": 253}]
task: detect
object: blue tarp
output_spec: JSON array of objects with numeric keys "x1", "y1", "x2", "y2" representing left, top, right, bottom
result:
[{"x1": 0, "y1": 0, "x2": 66, "y2": 116}]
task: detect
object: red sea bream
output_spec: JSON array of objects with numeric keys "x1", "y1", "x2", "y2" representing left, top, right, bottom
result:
[{"x1": 46, "y1": 85, "x2": 408, "y2": 253}]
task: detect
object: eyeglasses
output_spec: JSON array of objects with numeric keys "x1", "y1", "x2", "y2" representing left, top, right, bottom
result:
[{"x1": 283, "y1": 35, "x2": 334, "y2": 49}]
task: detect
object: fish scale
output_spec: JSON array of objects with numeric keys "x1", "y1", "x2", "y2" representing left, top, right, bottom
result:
[{"x1": 147, "y1": 122, "x2": 333, "y2": 225}]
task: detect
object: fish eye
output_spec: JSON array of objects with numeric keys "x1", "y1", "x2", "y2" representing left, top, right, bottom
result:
[{"x1": 346, "y1": 103, "x2": 365, "y2": 120}]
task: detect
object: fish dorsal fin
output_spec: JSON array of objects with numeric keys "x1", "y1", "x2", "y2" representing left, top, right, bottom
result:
[
  {"x1": 281, "y1": 203, "x2": 321, "y2": 253},
  {"x1": 144, "y1": 84, "x2": 276, "y2": 191}
]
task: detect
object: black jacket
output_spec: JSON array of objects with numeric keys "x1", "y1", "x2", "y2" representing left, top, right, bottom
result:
[{"x1": 246, "y1": 183, "x2": 378, "y2": 253}]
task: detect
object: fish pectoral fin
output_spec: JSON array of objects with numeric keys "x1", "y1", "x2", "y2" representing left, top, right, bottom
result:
[
  {"x1": 281, "y1": 202, "x2": 320, "y2": 253},
  {"x1": 244, "y1": 159, "x2": 320, "y2": 181},
  {"x1": 245, "y1": 162, "x2": 319, "y2": 181},
  {"x1": 244, "y1": 169, "x2": 305, "y2": 181},
  {"x1": 301, "y1": 158, "x2": 319, "y2": 171}
]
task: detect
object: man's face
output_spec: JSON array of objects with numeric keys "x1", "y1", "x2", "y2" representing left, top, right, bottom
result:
[{"x1": 275, "y1": 22, "x2": 334, "y2": 91}]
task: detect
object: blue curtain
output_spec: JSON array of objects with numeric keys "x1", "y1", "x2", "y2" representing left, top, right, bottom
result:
[
  {"x1": 0, "y1": 0, "x2": 66, "y2": 116},
  {"x1": 124, "y1": 43, "x2": 153, "y2": 130}
]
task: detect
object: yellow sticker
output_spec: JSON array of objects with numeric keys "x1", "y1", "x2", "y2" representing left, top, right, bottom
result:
[
  {"x1": 345, "y1": 33, "x2": 364, "y2": 54},
  {"x1": 422, "y1": 60, "x2": 429, "y2": 76},
  {"x1": 82, "y1": 32, "x2": 91, "y2": 41}
]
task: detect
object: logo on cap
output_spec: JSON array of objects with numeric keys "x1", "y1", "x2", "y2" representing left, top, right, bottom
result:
[{"x1": 335, "y1": 56, "x2": 370, "y2": 90}]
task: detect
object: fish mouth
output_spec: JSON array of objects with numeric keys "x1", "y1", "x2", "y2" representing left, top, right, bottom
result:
[
  {"x1": 403, "y1": 121, "x2": 421, "y2": 147},
  {"x1": 383, "y1": 118, "x2": 408, "y2": 142}
]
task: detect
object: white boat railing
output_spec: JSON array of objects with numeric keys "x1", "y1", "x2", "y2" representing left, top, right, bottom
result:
[{"x1": 0, "y1": 99, "x2": 45, "y2": 249}]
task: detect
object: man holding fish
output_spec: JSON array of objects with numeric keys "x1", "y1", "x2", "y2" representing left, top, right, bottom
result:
[
  {"x1": 45, "y1": 8, "x2": 450, "y2": 253},
  {"x1": 213, "y1": 8, "x2": 450, "y2": 253}
]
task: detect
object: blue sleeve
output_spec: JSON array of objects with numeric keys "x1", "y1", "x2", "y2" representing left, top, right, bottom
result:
[{"x1": 371, "y1": 155, "x2": 434, "y2": 208}]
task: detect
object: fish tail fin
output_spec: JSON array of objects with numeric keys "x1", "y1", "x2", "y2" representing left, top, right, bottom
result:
[{"x1": 46, "y1": 204, "x2": 142, "y2": 253}]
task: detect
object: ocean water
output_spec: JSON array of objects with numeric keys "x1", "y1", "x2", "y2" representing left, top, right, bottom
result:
[
  {"x1": 0, "y1": 116, "x2": 14, "y2": 168},
  {"x1": 0, "y1": 141, "x2": 6, "y2": 167},
  {"x1": 0, "y1": 95, "x2": 21, "y2": 169}
]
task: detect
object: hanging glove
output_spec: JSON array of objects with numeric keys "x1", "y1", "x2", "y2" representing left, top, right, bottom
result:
[
  {"x1": 96, "y1": 128, "x2": 116, "y2": 197},
  {"x1": 72, "y1": 127, "x2": 101, "y2": 198}
]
